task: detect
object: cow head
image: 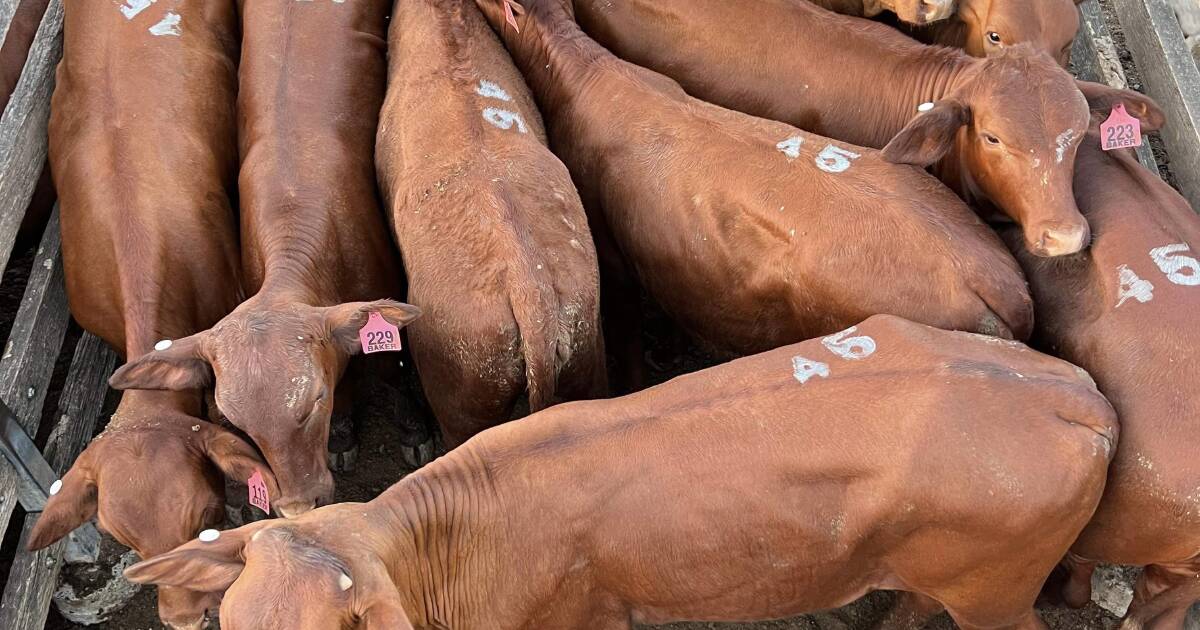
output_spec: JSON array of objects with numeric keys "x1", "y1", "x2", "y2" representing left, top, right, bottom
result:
[
  {"x1": 28, "y1": 401, "x2": 277, "y2": 630},
  {"x1": 882, "y1": 45, "x2": 1164, "y2": 257},
  {"x1": 125, "y1": 510, "x2": 414, "y2": 630},
  {"x1": 955, "y1": 0, "x2": 1083, "y2": 65},
  {"x1": 107, "y1": 300, "x2": 421, "y2": 518},
  {"x1": 876, "y1": 0, "x2": 955, "y2": 25}
]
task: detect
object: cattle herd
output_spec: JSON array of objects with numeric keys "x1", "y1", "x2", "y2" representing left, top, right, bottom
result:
[{"x1": 17, "y1": 0, "x2": 1200, "y2": 628}]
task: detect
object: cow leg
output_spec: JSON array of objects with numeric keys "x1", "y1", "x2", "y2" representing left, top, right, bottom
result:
[
  {"x1": 1122, "y1": 563, "x2": 1200, "y2": 630},
  {"x1": 952, "y1": 609, "x2": 1048, "y2": 630},
  {"x1": 1061, "y1": 554, "x2": 1099, "y2": 609},
  {"x1": 328, "y1": 365, "x2": 359, "y2": 472},
  {"x1": 364, "y1": 352, "x2": 436, "y2": 470},
  {"x1": 600, "y1": 266, "x2": 645, "y2": 394},
  {"x1": 873, "y1": 592, "x2": 944, "y2": 630}
]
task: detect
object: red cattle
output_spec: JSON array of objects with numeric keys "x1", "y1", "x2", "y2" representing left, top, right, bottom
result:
[
  {"x1": 570, "y1": 0, "x2": 1158, "y2": 256},
  {"x1": 470, "y1": 0, "x2": 1033, "y2": 389},
  {"x1": 808, "y1": 0, "x2": 954, "y2": 24},
  {"x1": 1004, "y1": 121, "x2": 1200, "y2": 629},
  {"x1": 125, "y1": 315, "x2": 1117, "y2": 630},
  {"x1": 376, "y1": 0, "x2": 606, "y2": 445},
  {"x1": 107, "y1": 0, "x2": 420, "y2": 518},
  {"x1": 908, "y1": 0, "x2": 1083, "y2": 66},
  {"x1": 28, "y1": 2, "x2": 276, "y2": 628}
]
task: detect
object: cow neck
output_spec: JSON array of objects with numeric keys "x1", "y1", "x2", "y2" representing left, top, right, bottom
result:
[
  {"x1": 111, "y1": 389, "x2": 204, "y2": 425},
  {"x1": 373, "y1": 445, "x2": 502, "y2": 627},
  {"x1": 250, "y1": 258, "x2": 339, "y2": 309},
  {"x1": 485, "y1": 0, "x2": 605, "y2": 120}
]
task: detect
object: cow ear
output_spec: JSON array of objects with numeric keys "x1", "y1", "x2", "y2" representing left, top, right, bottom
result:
[
  {"x1": 28, "y1": 457, "x2": 98, "y2": 551},
  {"x1": 359, "y1": 598, "x2": 415, "y2": 630},
  {"x1": 322, "y1": 300, "x2": 422, "y2": 356},
  {"x1": 1076, "y1": 80, "x2": 1166, "y2": 131},
  {"x1": 124, "y1": 523, "x2": 265, "y2": 591},
  {"x1": 882, "y1": 99, "x2": 970, "y2": 167},
  {"x1": 202, "y1": 425, "x2": 279, "y2": 502},
  {"x1": 109, "y1": 334, "x2": 213, "y2": 391}
]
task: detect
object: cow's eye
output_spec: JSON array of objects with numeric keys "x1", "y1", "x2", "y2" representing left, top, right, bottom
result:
[
  {"x1": 987, "y1": 31, "x2": 1002, "y2": 45},
  {"x1": 983, "y1": 133, "x2": 1001, "y2": 145}
]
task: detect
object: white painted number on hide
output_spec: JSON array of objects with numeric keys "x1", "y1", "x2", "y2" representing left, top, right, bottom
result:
[
  {"x1": 815, "y1": 145, "x2": 861, "y2": 174},
  {"x1": 1115, "y1": 265, "x2": 1154, "y2": 308},
  {"x1": 482, "y1": 107, "x2": 529, "y2": 134},
  {"x1": 477, "y1": 79, "x2": 526, "y2": 134},
  {"x1": 792, "y1": 356, "x2": 830, "y2": 384},
  {"x1": 148, "y1": 12, "x2": 181, "y2": 36},
  {"x1": 821, "y1": 326, "x2": 877, "y2": 360},
  {"x1": 777, "y1": 136, "x2": 804, "y2": 160},
  {"x1": 476, "y1": 80, "x2": 513, "y2": 102},
  {"x1": 119, "y1": 0, "x2": 155, "y2": 20},
  {"x1": 792, "y1": 326, "x2": 879, "y2": 386},
  {"x1": 1149, "y1": 243, "x2": 1200, "y2": 286}
]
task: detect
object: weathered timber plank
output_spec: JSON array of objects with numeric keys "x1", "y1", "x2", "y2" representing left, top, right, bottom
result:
[
  {"x1": 1073, "y1": 0, "x2": 1161, "y2": 171},
  {"x1": 0, "y1": 206, "x2": 67, "y2": 544},
  {"x1": 0, "y1": 0, "x2": 60, "y2": 278},
  {"x1": 0, "y1": 0, "x2": 20, "y2": 48},
  {"x1": 1111, "y1": 0, "x2": 1200, "y2": 208},
  {"x1": 0, "y1": 334, "x2": 115, "y2": 630}
]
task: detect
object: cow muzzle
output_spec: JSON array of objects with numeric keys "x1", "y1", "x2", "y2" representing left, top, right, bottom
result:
[{"x1": 1031, "y1": 223, "x2": 1091, "y2": 257}]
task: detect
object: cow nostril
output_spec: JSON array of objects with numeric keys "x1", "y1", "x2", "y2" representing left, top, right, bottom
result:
[{"x1": 1038, "y1": 226, "x2": 1090, "y2": 257}]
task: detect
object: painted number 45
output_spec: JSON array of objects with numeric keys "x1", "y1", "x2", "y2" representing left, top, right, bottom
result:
[{"x1": 792, "y1": 326, "x2": 877, "y2": 384}]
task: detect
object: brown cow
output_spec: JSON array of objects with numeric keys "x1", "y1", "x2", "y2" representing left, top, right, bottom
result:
[
  {"x1": 808, "y1": 0, "x2": 954, "y2": 24},
  {"x1": 27, "y1": 2, "x2": 277, "y2": 628},
  {"x1": 472, "y1": 0, "x2": 1033, "y2": 389},
  {"x1": 376, "y1": 0, "x2": 606, "y2": 446},
  {"x1": 907, "y1": 0, "x2": 1084, "y2": 66},
  {"x1": 107, "y1": 0, "x2": 420, "y2": 518},
  {"x1": 1002, "y1": 121, "x2": 1200, "y2": 629},
  {"x1": 125, "y1": 314, "x2": 1118, "y2": 630},
  {"x1": 569, "y1": 0, "x2": 1159, "y2": 257}
]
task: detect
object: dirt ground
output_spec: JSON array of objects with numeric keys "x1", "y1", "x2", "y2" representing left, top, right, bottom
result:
[{"x1": 14, "y1": 0, "x2": 1200, "y2": 629}]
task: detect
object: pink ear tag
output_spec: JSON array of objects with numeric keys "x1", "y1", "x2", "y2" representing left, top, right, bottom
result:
[
  {"x1": 358, "y1": 312, "x2": 401, "y2": 354},
  {"x1": 247, "y1": 470, "x2": 270, "y2": 514},
  {"x1": 503, "y1": 0, "x2": 520, "y2": 33},
  {"x1": 1100, "y1": 103, "x2": 1142, "y2": 151}
]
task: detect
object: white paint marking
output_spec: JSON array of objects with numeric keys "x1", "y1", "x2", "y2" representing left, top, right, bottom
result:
[
  {"x1": 119, "y1": 0, "x2": 155, "y2": 20},
  {"x1": 476, "y1": 80, "x2": 513, "y2": 102},
  {"x1": 1115, "y1": 265, "x2": 1154, "y2": 307},
  {"x1": 792, "y1": 356, "x2": 830, "y2": 384},
  {"x1": 1149, "y1": 243, "x2": 1200, "y2": 286},
  {"x1": 154, "y1": 339, "x2": 173, "y2": 351},
  {"x1": 198, "y1": 529, "x2": 220, "y2": 542},
  {"x1": 815, "y1": 145, "x2": 861, "y2": 174},
  {"x1": 917, "y1": 102, "x2": 935, "y2": 112},
  {"x1": 148, "y1": 12, "x2": 181, "y2": 36},
  {"x1": 1055, "y1": 129, "x2": 1078, "y2": 164},
  {"x1": 821, "y1": 326, "x2": 877, "y2": 360},
  {"x1": 482, "y1": 107, "x2": 528, "y2": 133},
  {"x1": 776, "y1": 136, "x2": 804, "y2": 160},
  {"x1": 49, "y1": 480, "x2": 62, "y2": 496}
]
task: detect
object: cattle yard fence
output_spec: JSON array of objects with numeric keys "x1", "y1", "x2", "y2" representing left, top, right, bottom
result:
[{"x1": 0, "y1": 0, "x2": 1195, "y2": 628}]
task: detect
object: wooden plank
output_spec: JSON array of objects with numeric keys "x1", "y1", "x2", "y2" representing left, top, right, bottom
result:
[
  {"x1": 0, "y1": 0, "x2": 60, "y2": 278},
  {"x1": 0, "y1": 206, "x2": 68, "y2": 543},
  {"x1": 1111, "y1": 0, "x2": 1200, "y2": 208},
  {"x1": 0, "y1": 335, "x2": 115, "y2": 630},
  {"x1": 0, "y1": 0, "x2": 20, "y2": 48},
  {"x1": 1073, "y1": 0, "x2": 1160, "y2": 171}
]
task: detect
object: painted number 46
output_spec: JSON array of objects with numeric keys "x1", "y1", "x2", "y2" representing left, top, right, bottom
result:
[
  {"x1": 792, "y1": 326, "x2": 877, "y2": 384},
  {"x1": 1117, "y1": 243, "x2": 1200, "y2": 308}
]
